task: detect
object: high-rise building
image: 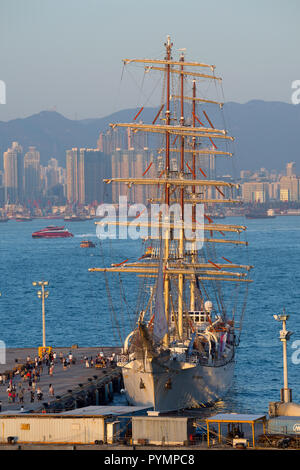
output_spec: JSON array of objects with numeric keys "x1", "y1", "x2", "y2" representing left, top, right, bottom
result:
[
  {"x1": 39, "y1": 158, "x2": 66, "y2": 203},
  {"x1": 79, "y1": 148, "x2": 111, "y2": 204},
  {"x1": 97, "y1": 126, "x2": 148, "y2": 155},
  {"x1": 242, "y1": 182, "x2": 269, "y2": 203},
  {"x1": 3, "y1": 142, "x2": 23, "y2": 203},
  {"x1": 240, "y1": 170, "x2": 253, "y2": 180},
  {"x1": 280, "y1": 175, "x2": 299, "y2": 201},
  {"x1": 66, "y1": 148, "x2": 111, "y2": 205},
  {"x1": 24, "y1": 146, "x2": 41, "y2": 202},
  {"x1": 66, "y1": 148, "x2": 79, "y2": 204},
  {"x1": 110, "y1": 149, "x2": 154, "y2": 204},
  {"x1": 286, "y1": 162, "x2": 296, "y2": 178},
  {"x1": 268, "y1": 181, "x2": 280, "y2": 200},
  {"x1": 45, "y1": 158, "x2": 60, "y2": 191}
]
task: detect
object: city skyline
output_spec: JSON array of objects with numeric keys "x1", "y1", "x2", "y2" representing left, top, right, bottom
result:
[{"x1": 1, "y1": 133, "x2": 299, "y2": 211}]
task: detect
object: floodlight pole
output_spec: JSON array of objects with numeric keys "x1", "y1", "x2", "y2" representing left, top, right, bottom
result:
[
  {"x1": 274, "y1": 312, "x2": 293, "y2": 403},
  {"x1": 33, "y1": 281, "x2": 49, "y2": 349},
  {"x1": 282, "y1": 316, "x2": 289, "y2": 401}
]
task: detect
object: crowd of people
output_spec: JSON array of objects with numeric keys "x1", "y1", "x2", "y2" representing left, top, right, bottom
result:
[
  {"x1": 84, "y1": 352, "x2": 116, "y2": 369},
  {"x1": 0, "y1": 349, "x2": 117, "y2": 407},
  {"x1": 2, "y1": 352, "x2": 55, "y2": 405}
]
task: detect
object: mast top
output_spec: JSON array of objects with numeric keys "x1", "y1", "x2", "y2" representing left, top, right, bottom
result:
[{"x1": 165, "y1": 35, "x2": 173, "y2": 58}]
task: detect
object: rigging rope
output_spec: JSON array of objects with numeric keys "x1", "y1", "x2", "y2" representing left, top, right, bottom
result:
[{"x1": 98, "y1": 238, "x2": 124, "y2": 345}]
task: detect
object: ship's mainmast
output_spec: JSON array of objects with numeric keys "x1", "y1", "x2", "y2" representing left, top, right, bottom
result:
[{"x1": 163, "y1": 35, "x2": 172, "y2": 346}]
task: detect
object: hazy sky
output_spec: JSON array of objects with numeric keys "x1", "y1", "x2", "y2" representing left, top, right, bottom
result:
[{"x1": 0, "y1": 0, "x2": 299, "y2": 121}]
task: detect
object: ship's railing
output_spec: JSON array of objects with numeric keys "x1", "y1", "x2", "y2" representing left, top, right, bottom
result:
[
  {"x1": 116, "y1": 354, "x2": 129, "y2": 366},
  {"x1": 116, "y1": 349, "x2": 233, "y2": 367},
  {"x1": 184, "y1": 346, "x2": 234, "y2": 367}
]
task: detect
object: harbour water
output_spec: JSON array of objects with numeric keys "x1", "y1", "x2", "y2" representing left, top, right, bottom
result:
[{"x1": 1, "y1": 215, "x2": 300, "y2": 415}]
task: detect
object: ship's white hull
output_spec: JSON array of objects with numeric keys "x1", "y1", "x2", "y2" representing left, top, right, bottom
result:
[{"x1": 121, "y1": 356, "x2": 234, "y2": 412}]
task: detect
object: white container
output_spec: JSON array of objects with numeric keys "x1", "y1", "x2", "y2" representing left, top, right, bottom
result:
[
  {"x1": 106, "y1": 420, "x2": 120, "y2": 444},
  {"x1": 132, "y1": 416, "x2": 193, "y2": 445},
  {"x1": 0, "y1": 415, "x2": 105, "y2": 444}
]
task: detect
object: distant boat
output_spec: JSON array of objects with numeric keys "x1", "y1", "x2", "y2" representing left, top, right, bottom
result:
[
  {"x1": 64, "y1": 215, "x2": 90, "y2": 222},
  {"x1": 207, "y1": 213, "x2": 226, "y2": 220},
  {"x1": 245, "y1": 210, "x2": 276, "y2": 219},
  {"x1": 0, "y1": 216, "x2": 9, "y2": 223},
  {"x1": 15, "y1": 215, "x2": 33, "y2": 221},
  {"x1": 80, "y1": 240, "x2": 96, "y2": 248},
  {"x1": 32, "y1": 226, "x2": 73, "y2": 238}
]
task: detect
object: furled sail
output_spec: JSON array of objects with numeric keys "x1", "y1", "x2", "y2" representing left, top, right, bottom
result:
[{"x1": 153, "y1": 243, "x2": 167, "y2": 343}]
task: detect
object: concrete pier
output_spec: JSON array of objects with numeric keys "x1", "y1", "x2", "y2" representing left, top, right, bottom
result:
[{"x1": 0, "y1": 347, "x2": 122, "y2": 413}]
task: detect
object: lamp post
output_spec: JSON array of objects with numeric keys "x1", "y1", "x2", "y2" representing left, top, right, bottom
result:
[
  {"x1": 33, "y1": 281, "x2": 49, "y2": 348},
  {"x1": 274, "y1": 312, "x2": 293, "y2": 403}
]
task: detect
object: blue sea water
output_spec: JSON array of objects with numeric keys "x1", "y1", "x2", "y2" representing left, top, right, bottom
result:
[{"x1": 0, "y1": 215, "x2": 300, "y2": 414}]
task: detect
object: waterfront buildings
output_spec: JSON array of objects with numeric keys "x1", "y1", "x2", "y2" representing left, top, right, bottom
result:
[
  {"x1": 242, "y1": 182, "x2": 269, "y2": 203},
  {"x1": 2, "y1": 143, "x2": 66, "y2": 209},
  {"x1": 1, "y1": 133, "x2": 299, "y2": 211},
  {"x1": 240, "y1": 163, "x2": 300, "y2": 203}
]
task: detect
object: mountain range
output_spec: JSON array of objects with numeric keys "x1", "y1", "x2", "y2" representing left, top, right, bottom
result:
[{"x1": 0, "y1": 100, "x2": 299, "y2": 173}]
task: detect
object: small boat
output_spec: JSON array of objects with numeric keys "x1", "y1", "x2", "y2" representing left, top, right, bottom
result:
[
  {"x1": 32, "y1": 226, "x2": 73, "y2": 238},
  {"x1": 80, "y1": 240, "x2": 96, "y2": 248},
  {"x1": 206, "y1": 213, "x2": 226, "y2": 220},
  {"x1": 245, "y1": 211, "x2": 276, "y2": 219},
  {"x1": 64, "y1": 215, "x2": 89, "y2": 222},
  {"x1": 0, "y1": 216, "x2": 9, "y2": 223},
  {"x1": 15, "y1": 216, "x2": 33, "y2": 221}
]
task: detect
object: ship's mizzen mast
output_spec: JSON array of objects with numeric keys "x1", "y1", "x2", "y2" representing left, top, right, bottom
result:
[{"x1": 190, "y1": 80, "x2": 197, "y2": 311}]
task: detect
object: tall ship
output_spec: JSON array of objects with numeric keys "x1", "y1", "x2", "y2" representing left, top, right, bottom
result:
[{"x1": 90, "y1": 37, "x2": 253, "y2": 411}]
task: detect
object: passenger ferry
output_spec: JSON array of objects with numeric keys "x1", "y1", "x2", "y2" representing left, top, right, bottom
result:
[{"x1": 32, "y1": 226, "x2": 73, "y2": 238}]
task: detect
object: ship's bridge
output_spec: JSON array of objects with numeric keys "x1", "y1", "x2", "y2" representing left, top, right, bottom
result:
[{"x1": 170, "y1": 310, "x2": 212, "y2": 332}]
